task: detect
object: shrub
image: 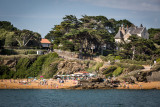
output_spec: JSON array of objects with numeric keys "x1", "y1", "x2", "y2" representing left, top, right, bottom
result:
[
  {"x1": 105, "y1": 72, "x2": 113, "y2": 78},
  {"x1": 116, "y1": 63, "x2": 128, "y2": 68},
  {"x1": 15, "y1": 58, "x2": 32, "y2": 78},
  {"x1": 100, "y1": 54, "x2": 115, "y2": 62},
  {"x1": 40, "y1": 53, "x2": 59, "y2": 78},
  {"x1": 152, "y1": 64, "x2": 160, "y2": 71},
  {"x1": 116, "y1": 62, "x2": 144, "y2": 72},
  {"x1": 0, "y1": 53, "x2": 59, "y2": 79},
  {"x1": 0, "y1": 65, "x2": 14, "y2": 79},
  {"x1": 27, "y1": 50, "x2": 36, "y2": 54},
  {"x1": 115, "y1": 56, "x2": 122, "y2": 60},
  {"x1": 113, "y1": 67, "x2": 123, "y2": 77},
  {"x1": 86, "y1": 62, "x2": 102, "y2": 73},
  {"x1": 1, "y1": 49, "x2": 17, "y2": 55},
  {"x1": 53, "y1": 44, "x2": 58, "y2": 49},
  {"x1": 95, "y1": 62, "x2": 103, "y2": 71},
  {"x1": 128, "y1": 64, "x2": 144, "y2": 72},
  {"x1": 156, "y1": 58, "x2": 160, "y2": 63},
  {"x1": 61, "y1": 40, "x2": 74, "y2": 51},
  {"x1": 100, "y1": 55, "x2": 107, "y2": 61},
  {"x1": 103, "y1": 66, "x2": 117, "y2": 74},
  {"x1": 27, "y1": 54, "x2": 49, "y2": 77}
]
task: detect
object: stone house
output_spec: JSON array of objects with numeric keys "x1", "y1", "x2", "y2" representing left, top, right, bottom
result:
[{"x1": 114, "y1": 24, "x2": 149, "y2": 43}]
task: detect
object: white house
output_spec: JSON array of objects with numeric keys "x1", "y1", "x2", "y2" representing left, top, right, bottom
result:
[
  {"x1": 115, "y1": 24, "x2": 149, "y2": 43},
  {"x1": 40, "y1": 39, "x2": 51, "y2": 48}
]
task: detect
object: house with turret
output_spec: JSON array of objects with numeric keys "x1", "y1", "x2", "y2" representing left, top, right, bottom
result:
[{"x1": 114, "y1": 24, "x2": 149, "y2": 43}]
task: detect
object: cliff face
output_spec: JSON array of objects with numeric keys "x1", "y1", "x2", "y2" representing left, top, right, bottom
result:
[
  {"x1": 0, "y1": 59, "x2": 17, "y2": 70},
  {"x1": 0, "y1": 55, "x2": 38, "y2": 71},
  {"x1": 57, "y1": 60, "x2": 88, "y2": 75},
  {"x1": 0, "y1": 55, "x2": 93, "y2": 78},
  {"x1": 146, "y1": 71, "x2": 160, "y2": 81}
]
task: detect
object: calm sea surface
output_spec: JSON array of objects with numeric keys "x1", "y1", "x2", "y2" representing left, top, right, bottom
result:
[{"x1": 0, "y1": 89, "x2": 160, "y2": 107}]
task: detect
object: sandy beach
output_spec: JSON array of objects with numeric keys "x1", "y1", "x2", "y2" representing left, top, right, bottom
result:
[
  {"x1": 1, "y1": 79, "x2": 160, "y2": 89},
  {"x1": 117, "y1": 81, "x2": 160, "y2": 90},
  {"x1": 0, "y1": 79, "x2": 78, "y2": 89}
]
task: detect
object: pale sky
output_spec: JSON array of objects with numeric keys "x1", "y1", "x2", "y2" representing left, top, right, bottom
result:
[{"x1": 0, "y1": 0, "x2": 160, "y2": 37}]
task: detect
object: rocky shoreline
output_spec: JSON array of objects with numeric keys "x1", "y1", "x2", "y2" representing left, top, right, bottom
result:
[{"x1": 68, "y1": 78, "x2": 160, "y2": 90}]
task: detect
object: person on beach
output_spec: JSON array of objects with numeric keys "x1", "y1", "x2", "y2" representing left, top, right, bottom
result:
[
  {"x1": 139, "y1": 85, "x2": 142, "y2": 89},
  {"x1": 51, "y1": 82, "x2": 52, "y2": 88}
]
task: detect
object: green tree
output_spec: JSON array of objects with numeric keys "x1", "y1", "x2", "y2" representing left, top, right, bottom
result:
[
  {"x1": 14, "y1": 30, "x2": 41, "y2": 47},
  {"x1": 120, "y1": 35, "x2": 156, "y2": 60},
  {"x1": 153, "y1": 32, "x2": 160, "y2": 45},
  {"x1": 0, "y1": 21, "x2": 17, "y2": 31}
]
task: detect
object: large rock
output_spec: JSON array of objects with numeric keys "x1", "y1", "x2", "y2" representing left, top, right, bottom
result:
[
  {"x1": 146, "y1": 71, "x2": 160, "y2": 81},
  {"x1": 57, "y1": 60, "x2": 87, "y2": 75}
]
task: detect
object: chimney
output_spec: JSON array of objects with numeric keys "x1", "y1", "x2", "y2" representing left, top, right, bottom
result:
[{"x1": 140, "y1": 24, "x2": 143, "y2": 27}]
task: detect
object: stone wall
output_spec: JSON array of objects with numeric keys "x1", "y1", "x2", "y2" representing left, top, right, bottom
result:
[{"x1": 54, "y1": 49, "x2": 78, "y2": 59}]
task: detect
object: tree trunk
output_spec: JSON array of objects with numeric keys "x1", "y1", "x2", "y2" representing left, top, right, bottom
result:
[
  {"x1": 132, "y1": 46, "x2": 135, "y2": 60},
  {"x1": 79, "y1": 42, "x2": 83, "y2": 59}
]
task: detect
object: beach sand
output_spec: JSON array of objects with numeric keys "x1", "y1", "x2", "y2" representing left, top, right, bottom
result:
[
  {"x1": 0, "y1": 79, "x2": 78, "y2": 89},
  {"x1": 1, "y1": 79, "x2": 160, "y2": 89},
  {"x1": 117, "y1": 81, "x2": 160, "y2": 90}
]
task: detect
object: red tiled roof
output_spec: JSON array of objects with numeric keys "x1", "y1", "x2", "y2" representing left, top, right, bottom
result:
[{"x1": 40, "y1": 39, "x2": 51, "y2": 44}]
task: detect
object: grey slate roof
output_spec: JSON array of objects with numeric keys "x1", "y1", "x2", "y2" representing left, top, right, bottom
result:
[
  {"x1": 114, "y1": 30, "x2": 123, "y2": 39},
  {"x1": 129, "y1": 27, "x2": 144, "y2": 34},
  {"x1": 115, "y1": 26, "x2": 145, "y2": 39}
]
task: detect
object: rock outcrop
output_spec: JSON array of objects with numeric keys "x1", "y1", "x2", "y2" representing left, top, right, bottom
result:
[
  {"x1": 70, "y1": 78, "x2": 120, "y2": 89},
  {"x1": 57, "y1": 60, "x2": 88, "y2": 75}
]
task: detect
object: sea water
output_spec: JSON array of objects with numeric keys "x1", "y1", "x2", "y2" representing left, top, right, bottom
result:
[{"x1": 0, "y1": 89, "x2": 160, "y2": 107}]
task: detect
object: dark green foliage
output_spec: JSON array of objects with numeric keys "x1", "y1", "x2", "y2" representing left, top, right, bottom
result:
[
  {"x1": 45, "y1": 15, "x2": 120, "y2": 56},
  {"x1": 0, "y1": 65, "x2": 14, "y2": 79},
  {"x1": 105, "y1": 72, "x2": 113, "y2": 78},
  {"x1": 7, "y1": 52, "x2": 59, "y2": 79},
  {"x1": 27, "y1": 55, "x2": 48, "y2": 77},
  {"x1": 0, "y1": 21, "x2": 17, "y2": 31},
  {"x1": 27, "y1": 50, "x2": 37, "y2": 54},
  {"x1": 113, "y1": 67, "x2": 123, "y2": 77},
  {"x1": 0, "y1": 21, "x2": 41, "y2": 49},
  {"x1": 103, "y1": 66, "x2": 123, "y2": 77},
  {"x1": 14, "y1": 30, "x2": 41, "y2": 47},
  {"x1": 156, "y1": 58, "x2": 160, "y2": 63},
  {"x1": 14, "y1": 58, "x2": 32, "y2": 78},
  {"x1": 0, "y1": 53, "x2": 59, "y2": 79},
  {"x1": 116, "y1": 63, "x2": 144, "y2": 72},
  {"x1": 27, "y1": 53, "x2": 59, "y2": 78},
  {"x1": 103, "y1": 66, "x2": 117, "y2": 74},
  {"x1": 153, "y1": 32, "x2": 160, "y2": 45},
  {"x1": 128, "y1": 65, "x2": 144, "y2": 72},
  {"x1": 119, "y1": 35, "x2": 157, "y2": 61},
  {"x1": 95, "y1": 63, "x2": 103, "y2": 71},
  {"x1": 148, "y1": 28, "x2": 160, "y2": 40},
  {"x1": 61, "y1": 40, "x2": 74, "y2": 51},
  {"x1": 0, "y1": 49, "x2": 17, "y2": 55},
  {"x1": 43, "y1": 62, "x2": 58, "y2": 78}
]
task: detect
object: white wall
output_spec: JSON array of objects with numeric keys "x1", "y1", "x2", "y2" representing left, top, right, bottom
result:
[{"x1": 41, "y1": 43, "x2": 50, "y2": 47}]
